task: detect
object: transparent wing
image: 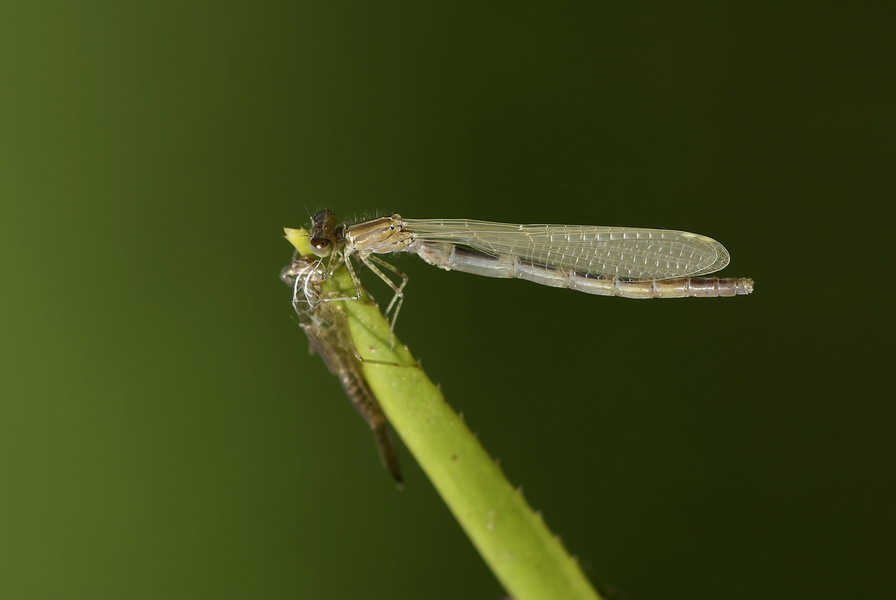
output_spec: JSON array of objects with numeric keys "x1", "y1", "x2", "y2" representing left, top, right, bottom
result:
[{"x1": 401, "y1": 218, "x2": 730, "y2": 280}]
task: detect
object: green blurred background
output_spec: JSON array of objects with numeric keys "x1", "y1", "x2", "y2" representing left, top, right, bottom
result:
[{"x1": 1, "y1": 2, "x2": 892, "y2": 599}]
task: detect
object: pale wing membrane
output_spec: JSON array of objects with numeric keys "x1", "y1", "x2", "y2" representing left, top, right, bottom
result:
[{"x1": 401, "y1": 219, "x2": 730, "y2": 280}]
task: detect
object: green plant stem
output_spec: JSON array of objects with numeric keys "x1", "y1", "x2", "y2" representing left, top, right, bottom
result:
[{"x1": 285, "y1": 229, "x2": 602, "y2": 600}]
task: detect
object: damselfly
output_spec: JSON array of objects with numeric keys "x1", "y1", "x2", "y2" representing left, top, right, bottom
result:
[{"x1": 306, "y1": 210, "x2": 753, "y2": 328}]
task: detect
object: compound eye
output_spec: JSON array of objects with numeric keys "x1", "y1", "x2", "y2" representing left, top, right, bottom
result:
[{"x1": 310, "y1": 237, "x2": 332, "y2": 257}]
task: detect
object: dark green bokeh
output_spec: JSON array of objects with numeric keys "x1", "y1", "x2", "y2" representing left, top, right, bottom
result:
[{"x1": 1, "y1": 2, "x2": 892, "y2": 599}]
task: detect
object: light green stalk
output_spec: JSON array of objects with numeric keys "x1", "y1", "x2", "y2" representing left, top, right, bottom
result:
[{"x1": 285, "y1": 228, "x2": 601, "y2": 600}]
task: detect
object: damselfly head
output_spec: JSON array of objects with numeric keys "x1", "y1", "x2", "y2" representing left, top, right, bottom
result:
[{"x1": 309, "y1": 210, "x2": 340, "y2": 257}]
